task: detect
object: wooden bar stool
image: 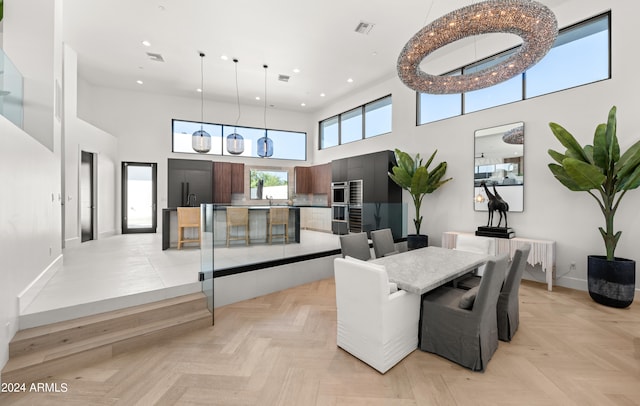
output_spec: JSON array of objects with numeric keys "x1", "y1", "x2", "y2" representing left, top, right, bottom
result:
[
  {"x1": 177, "y1": 207, "x2": 201, "y2": 249},
  {"x1": 268, "y1": 207, "x2": 289, "y2": 244},
  {"x1": 226, "y1": 207, "x2": 249, "y2": 247}
]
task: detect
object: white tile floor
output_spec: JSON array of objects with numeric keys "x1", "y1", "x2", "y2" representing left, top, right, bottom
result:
[{"x1": 21, "y1": 230, "x2": 341, "y2": 327}]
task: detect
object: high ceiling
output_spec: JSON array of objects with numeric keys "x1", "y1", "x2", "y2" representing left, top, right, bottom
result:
[{"x1": 62, "y1": 0, "x2": 566, "y2": 113}]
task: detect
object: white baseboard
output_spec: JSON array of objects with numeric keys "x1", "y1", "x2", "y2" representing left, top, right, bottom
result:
[
  {"x1": 18, "y1": 254, "x2": 64, "y2": 313},
  {"x1": 65, "y1": 236, "x2": 81, "y2": 248},
  {"x1": 98, "y1": 230, "x2": 116, "y2": 239}
]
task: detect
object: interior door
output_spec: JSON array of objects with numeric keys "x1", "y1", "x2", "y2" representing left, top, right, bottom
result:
[
  {"x1": 122, "y1": 162, "x2": 157, "y2": 233},
  {"x1": 80, "y1": 151, "x2": 95, "y2": 242}
]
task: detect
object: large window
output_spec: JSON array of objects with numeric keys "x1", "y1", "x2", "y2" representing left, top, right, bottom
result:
[
  {"x1": 464, "y1": 49, "x2": 523, "y2": 114},
  {"x1": 172, "y1": 119, "x2": 306, "y2": 161},
  {"x1": 418, "y1": 71, "x2": 462, "y2": 123},
  {"x1": 365, "y1": 96, "x2": 392, "y2": 138},
  {"x1": 418, "y1": 12, "x2": 610, "y2": 125},
  {"x1": 319, "y1": 95, "x2": 392, "y2": 149},
  {"x1": 525, "y1": 15, "x2": 609, "y2": 98},
  {"x1": 320, "y1": 116, "x2": 339, "y2": 149},
  {"x1": 340, "y1": 107, "x2": 363, "y2": 144}
]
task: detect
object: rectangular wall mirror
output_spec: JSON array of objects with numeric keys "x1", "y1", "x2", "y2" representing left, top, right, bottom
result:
[
  {"x1": 474, "y1": 122, "x2": 524, "y2": 212},
  {"x1": 250, "y1": 169, "x2": 289, "y2": 200}
]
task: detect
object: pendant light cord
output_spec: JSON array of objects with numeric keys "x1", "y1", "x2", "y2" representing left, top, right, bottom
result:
[
  {"x1": 199, "y1": 52, "x2": 205, "y2": 131},
  {"x1": 263, "y1": 64, "x2": 268, "y2": 137},
  {"x1": 233, "y1": 59, "x2": 241, "y2": 130}
]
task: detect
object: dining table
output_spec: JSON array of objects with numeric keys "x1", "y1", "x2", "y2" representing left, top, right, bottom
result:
[
  {"x1": 371, "y1": 246, "x2": 492, "y2": 295},
  {"x1": 371, "y1": 246, "x2": 492, "y2": 345}
]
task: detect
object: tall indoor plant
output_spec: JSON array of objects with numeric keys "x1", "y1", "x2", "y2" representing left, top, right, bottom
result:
[
  {"x1": 389, "y1": 149, "x2": 452, "y2": 249},
  {"x1": 548, "y1": 106, "x2": 640, "y2": 307}
]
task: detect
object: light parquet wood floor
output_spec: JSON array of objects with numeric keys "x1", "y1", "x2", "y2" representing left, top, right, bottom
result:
[{"x1": 2, "y1": 279, "x2": 639, "y2": 405}]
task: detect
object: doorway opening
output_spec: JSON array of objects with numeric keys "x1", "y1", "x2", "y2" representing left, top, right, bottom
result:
[
  {"x1": 80, "y1": 151, "x2": 96, "y2": 242},
  {"x1": 122, "y1": 162, "x2": 157, "y2": 234}
]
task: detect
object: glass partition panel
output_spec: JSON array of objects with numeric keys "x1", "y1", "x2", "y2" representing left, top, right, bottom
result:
[
  {"x1": 200, "y1": 203, "x2": 406, "y2": 313},
  {"x1": 200, "y1": 204, "x2": 214, "y2": 321},
  {"x1": 0, "y1": 48, "x2": 24, "y2": 128}
]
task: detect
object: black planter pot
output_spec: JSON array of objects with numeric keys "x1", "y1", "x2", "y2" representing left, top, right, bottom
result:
[
  {"x1": 587, "y1": 255, "x2": 636, "y2": 308},
  {"x1": 407, "y1": 234, "x2": 428, "y2": 250}
]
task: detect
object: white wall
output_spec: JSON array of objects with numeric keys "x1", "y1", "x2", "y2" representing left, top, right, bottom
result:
[
  {"x1": 78, "y1": 82, "x2": 314, "y2": 233},
  {"x1": 310, "y1": 0, "x2": 640, "y2": 291},
  {"x1": 63, "y1": 45, "x2": 118, "y2": 245},
  {"x1": 0, "y1": 0, "x2": 64, "y2": 377},
  {"x1": 0, "y1": 116, "x2": 62, "y2": 378}
]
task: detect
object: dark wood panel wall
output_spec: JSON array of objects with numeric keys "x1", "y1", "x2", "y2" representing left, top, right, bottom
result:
[{"x1": 168, "y1": 159, "x2": 244, "y2": 207}]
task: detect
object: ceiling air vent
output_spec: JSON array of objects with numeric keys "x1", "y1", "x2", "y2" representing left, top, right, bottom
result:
[
  {"x1": 354, "y1": 21, "x2": 375, "y2": 35},
  {"x1": 278, "y1": 74, "x2": 290, "y2": 82},
  {"x1": 146, "y1": 52, "x2": 165, "y2": 62}
]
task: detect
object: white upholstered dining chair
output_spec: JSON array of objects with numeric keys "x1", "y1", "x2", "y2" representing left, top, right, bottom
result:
[{"x1": 334, "y1": 256, "x2": 420, "y2": 373}]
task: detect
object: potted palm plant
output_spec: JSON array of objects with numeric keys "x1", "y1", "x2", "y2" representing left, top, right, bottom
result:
[
  {"x1": 548, "y1": 106, "x2": 640, "y2": 308},
  {"x1": 389, "y1": 149, "x2": 452, "y2": 250}
]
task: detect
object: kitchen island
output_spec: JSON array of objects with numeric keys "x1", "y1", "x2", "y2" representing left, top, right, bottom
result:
[{"x1": 162, "y1": 206, "x2": 300, "y2": 249}]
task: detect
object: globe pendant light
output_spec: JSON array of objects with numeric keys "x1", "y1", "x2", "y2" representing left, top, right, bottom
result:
[
  {"x1": 257, "y1": 64, "x2": 273, "y2": 158},
  {"x1": 192, "y1": 52, "x2": 211, "y2": 153},
  {"x1": 226, "y1": 58, "x2": 245, "y2": 155}
]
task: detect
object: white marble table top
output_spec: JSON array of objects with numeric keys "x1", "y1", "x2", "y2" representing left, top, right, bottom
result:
[{"x1": 371, "y1": 246, "x2": 491, "y2": 295}]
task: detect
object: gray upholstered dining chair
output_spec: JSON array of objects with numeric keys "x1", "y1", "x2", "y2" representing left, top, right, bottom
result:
[
  {"x1": 453, "y1": 234, "x2": 494, "y2": 289},
  {"x1": 371, "y1": 228, "x2": 399, "y2": 258},
  {"x1": 497, "y1": 244, "x2": 531, "y2": 342},
  {"x1": 339, "y1": 232, "x2": 371, "y2": 261},
  {"x1": 420, "y1": 254, "x2": 509, "y2": 372},
  {"x1": 454, "y1": 244, "x2": 531, "y2": 342}
]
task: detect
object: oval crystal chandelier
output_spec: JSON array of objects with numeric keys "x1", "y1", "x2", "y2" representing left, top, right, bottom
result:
[
  {"x1": 397, "y1": 0, "x2": 558, "y2": 94},
  {"x1": 226, "y1": 58, "x2": 245, "y2": 155},
  {"x1": 257, "y1": 64, "x2": 273, "y2": 158},
  {"x1": 192, "y1": 52, "x2": 212, "y2": 153}
]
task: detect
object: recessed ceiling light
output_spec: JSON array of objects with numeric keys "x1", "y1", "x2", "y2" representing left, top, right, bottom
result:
[
  {"x1": 196, "y1": 88, "x2": 202, "y2": 93},
  {"x1": 320, "y1": 93, "x2": 326, "y2": 97},
  {"x1": 347, "y1": 78, "x2": 354, "y2": 83},
  {"x1": 255, "y1": 96, "x2": 261, "y2": 100},
  {"x1": 136, "y1": 80, "x2": 143, "y2": 85},
  {"x1": 220, "y1": 55, "x2": 229, "y2": 61},
  {"x1": 293, "y1": 68, "x2": 300, "y2": 73},
  {"x1": 301, "y1": 103, "x2": 306, "y2": 107},
  {"x1": 142, "y1": 40, "x2": 151, "y2": 47}
]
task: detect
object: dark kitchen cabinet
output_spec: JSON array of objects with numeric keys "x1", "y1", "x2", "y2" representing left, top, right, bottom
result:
[
  {"x1": 295, "y1": 166, "x2": 312, "y2": 194},
  {"x1": 296, "y1": 164, "x2": 330, "y2": 197},
  {"x1": 332, "y1": 159, "x2": 347, "y2": 182},
  {"x1": 213, "y1": 162, "x2": 244, "y2": 203},
  {"x1": 213, "y1": 162, "x2": 232, "y2": 203},
  {"x1": 330, "y1": 150, "x2": 402, "y2": 239},
  {"x1": 167, "y1": 158, "x2": 213, "y2": 208},
  {"x1": 231, "y1": 163, "x2": 245, "y2": 194},
  {"x1": 311, "y1": 163, "x2": 331, "y2": 196}
]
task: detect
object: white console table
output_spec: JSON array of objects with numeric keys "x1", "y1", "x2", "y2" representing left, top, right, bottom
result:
[{"x1": 442, "y1": 231, "x2": 556, "y2": 291}]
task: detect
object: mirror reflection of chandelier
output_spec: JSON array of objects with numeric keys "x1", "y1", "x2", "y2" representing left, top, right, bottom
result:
[
  {"x1": 502, "y1": 125, "x2": 524, "y2": 144},
  {"x1": 397, "y1": 0, "x2": 558, "y2": 94}
]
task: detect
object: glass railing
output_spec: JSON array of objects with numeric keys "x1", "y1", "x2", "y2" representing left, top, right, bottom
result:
[
  {"x1": 0, "y1": 48, "x2": 24, "y2": 128},
  {"x1": 199, "y1": 202, "x2": 408, "y2": 318}
]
